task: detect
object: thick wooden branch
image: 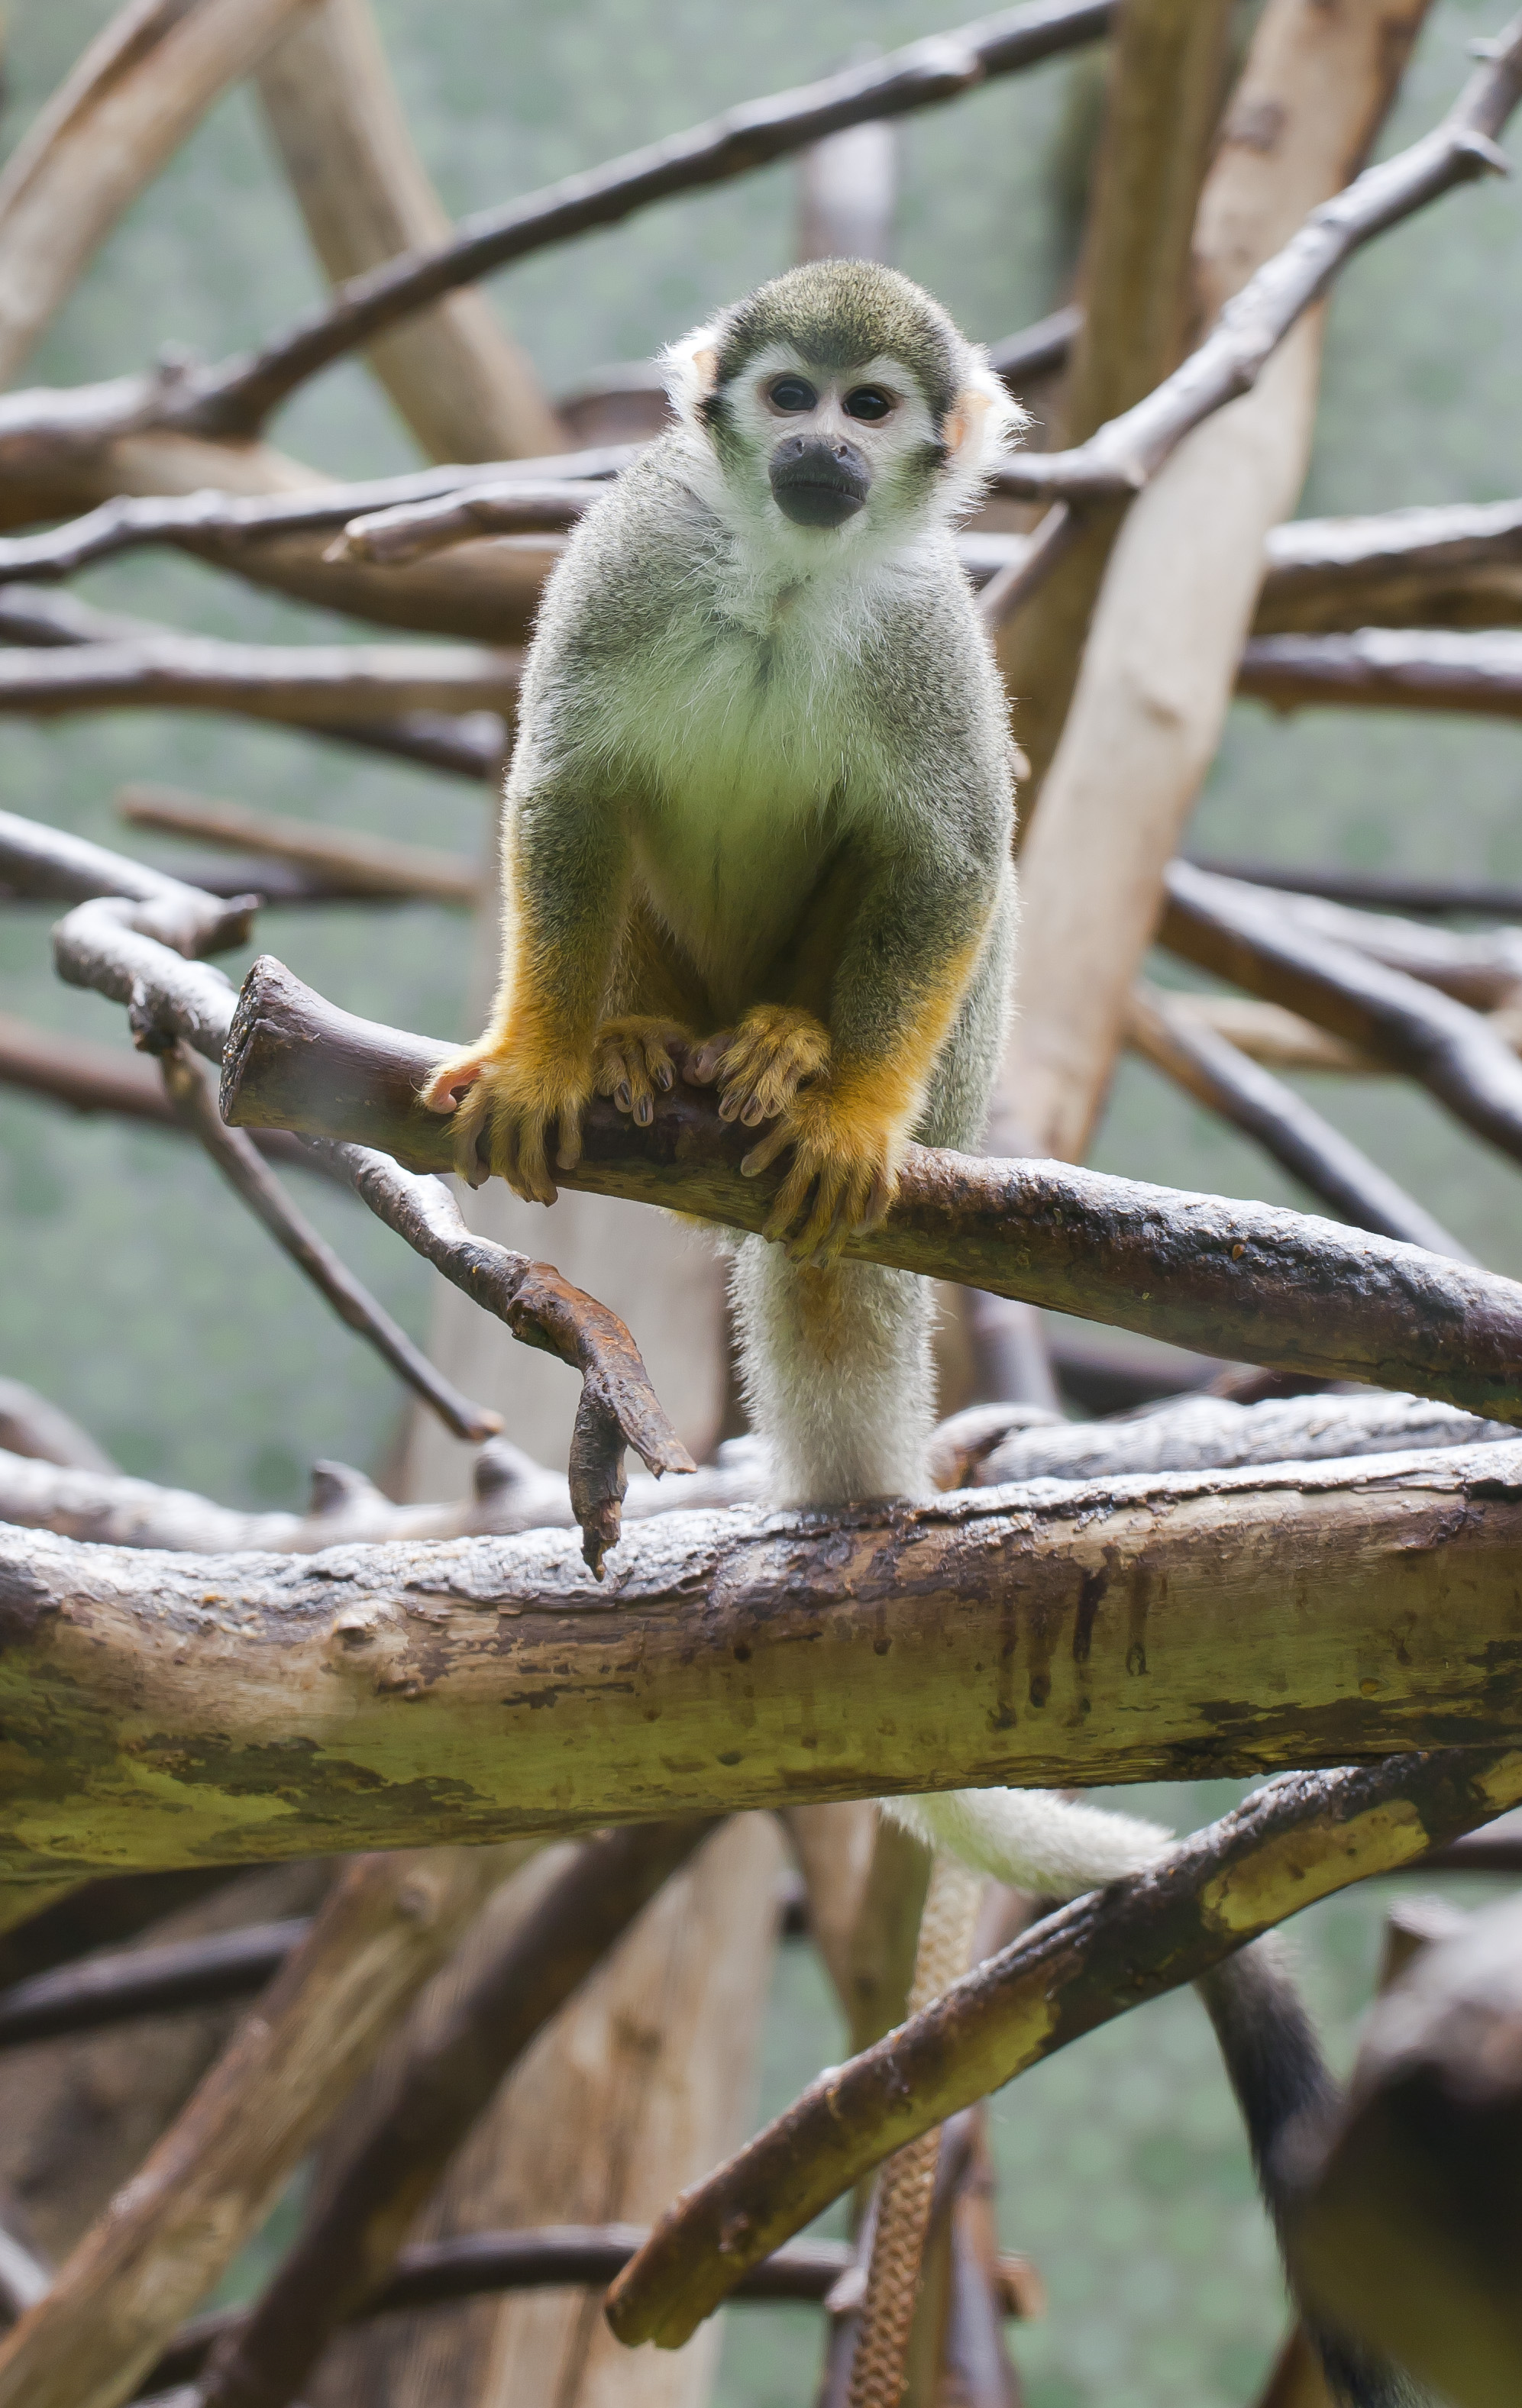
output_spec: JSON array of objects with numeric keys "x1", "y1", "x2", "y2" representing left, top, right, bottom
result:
[
  {"x1": 987, "y1": 13, "x2": 1522, "y2": 515},
  {"x1": 1239, "y1": 627, "x2": 1522, "y2": 721},
  {"x1": 1125, "y1": 982, "x2": 1472, "y2": 1259},
  {"x1": 0, "y1": 1844, "x2": 529, "y2": 2408},
  {"x1": 157, "y1": 1042, "x2": 502, "y2": 1444},
  {"x1": 196, "y1": 1820, "x2": 714, "y2": 2408},
  {"x1": 0, "y1": 0, "x2": 317, "y2": 386},
  {"x1": 171, "y1": 0, "x2": 1115, "y2": 438},
  {"x1": 1161, "y1": 863, "x2": 1522, "y2": 1173},
  {"x1": 604, "y1": 1747, "x2": 1522, "y2": 2350},
  {"x1": 118, "y1": 783, "x2": 482, "y2": 905},
  {"x1": 254, "y1": 0, "x2": 565, "y2": 463},
  {"x1": 222, "y1": 956, "x2": 1522, "y2": 1422},
  {"x1": 7, "y1": 1440, "x2": 1522, "y2": 1878},
  {"x1": 0, "y1": 585, "x2": 505, "y2": 775},
  {"x1": 1256, "y1": 499, "x2": 1522, "y2": 634}
]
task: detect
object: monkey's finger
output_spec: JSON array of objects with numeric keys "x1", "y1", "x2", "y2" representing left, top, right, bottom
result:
[
  {"x1": 685, "y1": 1031, "x2": 736, "y2": 1086},
  {"x1": 636, "y1": 1028, "x2": 680, "y2": 1095},
  {"x1": 555, "y1": 1105, "x2": 583, "y2": 1173},
  {"x1": 424, "y1": 1057, "x2": 485, "y2": 1115},
  {"x1": 742, "y1": 1118, "x2": 798, "y2": 1179},
  {"x1": 789, "y1": 1168, "x2": 848, "y2": 1261},
  {"x1": 450, "y1": 1087, "x2": 493, "y2": 1187},
  {"x1": 517, "y1": 1120, "x2": 559, "y2": 1206},
  {"x1": 764, "y1": 1154, "x2": 819, "y2": 1244}
]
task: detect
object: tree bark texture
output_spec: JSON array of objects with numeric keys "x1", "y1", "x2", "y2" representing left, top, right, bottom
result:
[
  {"x1": 6, "y1": 1441, "x2": 1522, "y2": 1877},
  {"x1": 1255, "y1": 498, "x2": 1522, "y2": 634},
  {"x1": 998, "y1": 0, "x2": 1431, "y2": 1162},
  {"x1": 308, "y1": 1815, "x2": 785, "y2": 2408},
  {"x1": 255, "y1": 0, "x2": 564, "y2": 463}
]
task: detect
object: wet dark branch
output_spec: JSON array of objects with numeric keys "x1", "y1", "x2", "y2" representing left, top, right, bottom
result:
[{"x1": 221, "y1": 951, "x2": 1522, "y2": 1426}]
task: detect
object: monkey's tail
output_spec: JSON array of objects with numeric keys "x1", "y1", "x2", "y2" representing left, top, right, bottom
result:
[
  {"x1": 728, "y1": 1240, "x2": 937, "y2": 1506},
  {"x1": 891, "y1": 1788, "x2": 1429, "y2": 2408}
]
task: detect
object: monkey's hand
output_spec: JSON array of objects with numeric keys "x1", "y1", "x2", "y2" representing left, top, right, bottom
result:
[
  {"x1": 686, "y1": 1004, "x2": 831, "y2": 1128},
  {"x1": 419, "y1": 1038, "x2": 589, "y2": 1200},
  {"x1": 740, "y1": 1080, "x2": 900, "y2": 1264},
  {"x1": 593, "y1": 1017, "x2": 690, "y2": 1126}
]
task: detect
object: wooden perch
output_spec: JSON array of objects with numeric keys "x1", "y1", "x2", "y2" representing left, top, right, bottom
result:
[
  {"x1": 987, "y1": 11, "x2": 1522, "y2": 518},
  {"x1": 1124, "y1": 982, "x2": 1472, "y2": 1259},
  {"x1": 1239, "y1": 627, "x2": 1522, "y2": 722},
  {"x1": 0, "y1": 1844, "x2": 531, "y2": 2408},
  {"x1": 8, "y1": 1438, "x2": 1522, "y2": 1877},
  {"x1": 196, "y1": 1820, "x2": 714, "y2": 2408},
  {"x1": 157, "y1": 1041, "x2": 502, "y2": 1444},
  {"x1": 1256, "y1": 498, "x2": 1522, "y2": 634},
  {"x1": 221, "y1": 954, "x2": 1522, "y2": 1423},
  {"x1": 1288, "y1": 1890, "x2": 1522, "y2": 2406},
  {"x1": 0, "y1": 1919, "x2": 312, "y2": 2051},
  {"x1": 170, "y1": 0, "x2": 1116, "y2": 440},
  {"x1": 0, "y1": 585, "x2": 506, "y2": 775},
  {"x1": 1161, "y1": 862, "x2": 1522, "y2": 1174},
  {"x1": 0, "y1": 0, "x2": 319, "y2": 387},
  {"x1": 255, "y1": 0, "x2": 565, "y2": 463},
  {"x1": 604, "y1": 1746, "x2": 1522, "y2": 2352},
  {"x1": 118, "y1": 784, "x2": 483, "y2": 905},
  {"x1": 143, "y1": 2227, "x2": 861, "y2": 2393}
]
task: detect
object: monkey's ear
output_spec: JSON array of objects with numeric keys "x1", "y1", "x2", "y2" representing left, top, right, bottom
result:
[
  {"x1": 943, "y1": 389, "x2": 990, "y2": 456},
  {"x1": 661, "y1": 325, "x2": 724, "y2": 428},
  {"x1": 942, "y1": 362, "x2": 1027, "y2": 488}
]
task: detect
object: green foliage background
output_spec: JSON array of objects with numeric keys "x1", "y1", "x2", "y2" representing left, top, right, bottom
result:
[{"x1": 1, "y1": 3, "x2": 1517, "y2": 2399}]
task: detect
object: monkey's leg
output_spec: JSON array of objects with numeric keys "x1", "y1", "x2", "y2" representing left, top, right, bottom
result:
[{"x1": 592, "y1": 899, "x2": 708, "y2": 1125}]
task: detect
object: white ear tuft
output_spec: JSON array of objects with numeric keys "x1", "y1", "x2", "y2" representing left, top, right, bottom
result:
[
  {"x1": 660, "y1": 324, "x2": 723, "y2": 430},
  {"x1": 951, "y1": 357, "x2": 1028, "y2": 473}
]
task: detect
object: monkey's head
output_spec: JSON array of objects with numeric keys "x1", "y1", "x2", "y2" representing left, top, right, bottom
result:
[{"x1": 662, "y1": 261, "x2": 1024, "y2": 563}]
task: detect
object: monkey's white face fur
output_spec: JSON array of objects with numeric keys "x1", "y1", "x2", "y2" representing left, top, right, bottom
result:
[{"x1": 661, "y1": 322, "x2": 1024, "y2": 594}]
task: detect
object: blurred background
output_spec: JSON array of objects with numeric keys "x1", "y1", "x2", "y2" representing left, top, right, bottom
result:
[{"x1": 1, "y1": 2, "x2": 1518, "y2": 2399}]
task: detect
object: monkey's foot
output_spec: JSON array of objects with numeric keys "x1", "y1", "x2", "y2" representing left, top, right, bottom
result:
[
  {"x1": 687, "y1": 1005, "x2": 830, "y2": 1129},
  {"x1": 592, "y1": 1017, "x2": 690, "y2": 1127},
  {"x1": 418, "y1": 1041, "x2": 587, "y2": 1199},
  {"x1": 741, "y1": 1086, "x2": 899, "y2": 1263}
]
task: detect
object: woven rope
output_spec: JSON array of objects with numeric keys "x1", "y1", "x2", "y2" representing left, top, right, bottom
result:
[{"x1": 845, "y1": 1848, "x2": 983, "y2": 2408}]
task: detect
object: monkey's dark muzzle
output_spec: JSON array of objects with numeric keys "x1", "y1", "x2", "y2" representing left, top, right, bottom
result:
[{"x1": 769, "y1": 437, "x2": 871, "y2": 528}]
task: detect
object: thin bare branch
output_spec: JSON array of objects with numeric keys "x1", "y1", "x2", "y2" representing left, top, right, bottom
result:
[
  {"x1": 1201, "y1": 883, "x2": 1522, "y2": 1012},
  {"x1": 1161, "y1": 862, "x2": 1522, "y2": 1174},
  {"x1": 172, "y1": 0, "x2": 1116, "y2": 438},
  {"x1": 0, "y1": 629, "x2": 521, "y2": 727},
  {"x1": 1239, "y1": 626, "x2": 1522, "y2": 721},
  {"x1": 254, "y1": 0, "x2": 565, "y2": 462},
  {"x1": 986, "y1": 304, "x2": 1081, "y2": 392},
  {"x1": 988, "y1": 16, "x2": 1522, "y2": 515},
  {"x1": 0, "y1": 1920, "x2": 310, "y2": 2051},
  {"x1": 118, "y1": 785, "x2": 482, "y2": 905},
  {"x1": 0, "y1": 1846, "x2": 530, "y2": 2408},
  {"x1": 604, "y1": 1747, "x2": 1522, "y2": 2350},
  {"x1": 0, "y1": 1377, "x2": 115, "y2": 1474},
  {"x1": 1125, "y1": 981, "x2": 1472, "y2": 1259},
  {"x1": 157, "y1": 1041, "x2": 502, "y2": 1444},
  {"x1": 328, "y1": 476, "x2": 598, "y2": 565},
  {"x1": 1187, "y1": 857, "x2": 1522, "y2": 922},
  {"x1": 0, "y1": 805, "x2": 255, "y2": 957},
  {"x1": 222, "y1": 954, "x2": 1522, "y2": 1425}
]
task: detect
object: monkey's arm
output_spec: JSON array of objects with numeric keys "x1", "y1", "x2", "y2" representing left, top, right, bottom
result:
[
  {"x1": 422, "y1": 773, "x2": 631, "y2": 1198},
  {"x1": 745, "y1": 818, "x2": 1000, "y2": 1257}
]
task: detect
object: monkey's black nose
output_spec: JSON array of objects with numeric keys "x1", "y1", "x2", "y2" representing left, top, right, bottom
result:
[{"x1": 769, "y1": 436, "x2": 871, "y2": 528}]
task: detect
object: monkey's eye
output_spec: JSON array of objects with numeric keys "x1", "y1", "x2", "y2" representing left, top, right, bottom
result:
[
  {"x1": 766, "y1": 375, "x2": 818, "y2": 414},
  {"x1": 842, "y1": 386, "x2": 893, "y2": 422}
]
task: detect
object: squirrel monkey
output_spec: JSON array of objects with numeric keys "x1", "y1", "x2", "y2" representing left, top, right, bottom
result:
[
  {"x1": 425, "y1": 260, "x2": 1020, "y2": 1506},
  {"x1": 428, "y1": 266, "x2": 1417, "y2": 2406}
]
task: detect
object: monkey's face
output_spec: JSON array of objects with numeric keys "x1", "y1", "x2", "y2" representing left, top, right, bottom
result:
[{"x1": 719, "y1": 345, "x2": 947, "y2": 543}]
